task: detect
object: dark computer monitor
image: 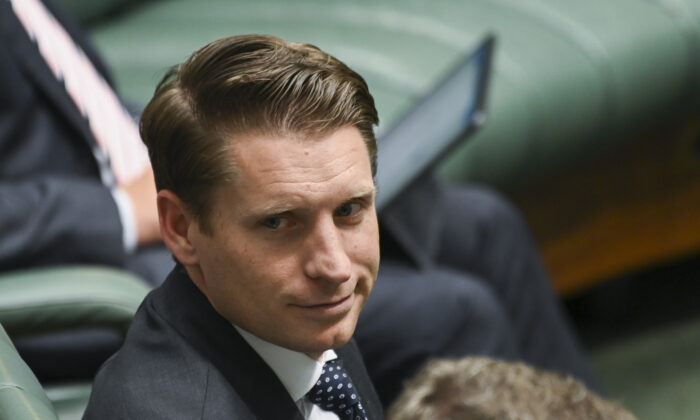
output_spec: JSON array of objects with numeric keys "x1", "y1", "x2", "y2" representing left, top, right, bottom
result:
[{"x1": 375, "y1": 35, "x2": 495, "y2": 211}]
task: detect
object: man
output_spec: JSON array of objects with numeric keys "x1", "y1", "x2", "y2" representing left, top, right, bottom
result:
[
  {"x1": 387, "y1": 357, "x2": 637, "y2": 420},
  {"x1": 0, "y1": 0, "x2": 172, "y2": 380},
  {"x1": 0, "y1": 0, "x2": 168, "y2": 285},
  {"x1": 1, "y1": 0, "x2": 600, "y2": 407},
  {"x1": 83, "y1": 34, "x2": 387, "y2": 419}
]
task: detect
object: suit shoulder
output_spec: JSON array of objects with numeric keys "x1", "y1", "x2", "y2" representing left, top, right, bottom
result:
[
  {"x1": 84, "y1": 291, "x2": 257, "y2": 418},
  {"x1": 84, "y1": 296, "x2": 209, "y2": 417}
]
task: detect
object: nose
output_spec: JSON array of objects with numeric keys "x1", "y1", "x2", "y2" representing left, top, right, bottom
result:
[{"x1": 302, "y1": 216, "x2": 352, "y2": 284}]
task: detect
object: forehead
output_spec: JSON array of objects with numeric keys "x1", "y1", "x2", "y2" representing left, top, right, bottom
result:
[{"x1": 227, "y1": 126, "x2": 375, "y2": 207}]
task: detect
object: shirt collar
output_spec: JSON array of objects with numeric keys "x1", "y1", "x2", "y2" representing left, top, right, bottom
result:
[{"x1": 233, "y1": 325, "x2": 337, "y2": 402}]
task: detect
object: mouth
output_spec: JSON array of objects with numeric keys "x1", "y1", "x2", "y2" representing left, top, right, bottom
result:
[{"x1": 292, "y1": 294, "x2": 354, "y2": 318}]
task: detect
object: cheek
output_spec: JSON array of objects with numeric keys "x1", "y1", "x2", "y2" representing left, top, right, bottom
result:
[
  {"x1": 231, "y1": 242, "x2": 303, "y2": 292},
  {"x1": 352, "y1": 237, "x2": 379, "y2": 263},
  {"x1": 349, "y1": 219, "x2": 381, "y2": 271},
  {"x1": 198, "y1": 236, "x2": 254, "y2": 287}
]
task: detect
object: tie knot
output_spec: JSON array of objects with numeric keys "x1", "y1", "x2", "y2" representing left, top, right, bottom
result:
[{"x1": 306, "y1": 359, "x2": 367, "y2": 420}]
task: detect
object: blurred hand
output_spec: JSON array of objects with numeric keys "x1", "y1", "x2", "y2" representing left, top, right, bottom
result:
[{"x1": 122, "y1": 167, "x2": 162, "y2": 246}]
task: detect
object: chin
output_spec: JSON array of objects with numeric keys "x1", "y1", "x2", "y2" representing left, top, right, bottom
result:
[
  {"x1": 327, "y1": 319, "x2": 358, "y2": 349},
  {"x1": 305, "y1": 321, "x2": 357, "y2": 354}
]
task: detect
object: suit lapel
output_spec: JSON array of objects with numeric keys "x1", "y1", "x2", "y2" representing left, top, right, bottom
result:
[
  {"x1": 337, "y1": 341, "x2": 384, "y2": 419},
  {"x1": 0, "y1": 0, "x2": 97, "y2": 151},
  {"x1": 157, "y1": 269, "x2": 304, "y2": 420},
  {"x1": 155, "y1": 268, "x2": 383, "y2": 419}
]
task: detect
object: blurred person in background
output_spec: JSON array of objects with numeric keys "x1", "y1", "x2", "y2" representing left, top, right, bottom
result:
[{"x1": 388, "y1": 357, "x2": 636, "y2": 420}]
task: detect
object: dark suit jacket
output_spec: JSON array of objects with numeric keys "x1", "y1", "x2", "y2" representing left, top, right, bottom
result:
[
  {"x1": 0, "y1": 0, "x2": 127, "y2": 271},
  {"x1": 83, "y1": 267, "x2": 383, "y2": 419}
]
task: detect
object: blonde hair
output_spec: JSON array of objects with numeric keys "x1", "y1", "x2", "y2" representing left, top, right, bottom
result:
[{"x1": 388, "y1": 357, "x2": 637, "y2": 420}]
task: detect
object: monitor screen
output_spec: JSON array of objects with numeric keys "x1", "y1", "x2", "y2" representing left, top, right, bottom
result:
[{"x1": 375, "y1": 35, "x2": 495, "y2": 211}]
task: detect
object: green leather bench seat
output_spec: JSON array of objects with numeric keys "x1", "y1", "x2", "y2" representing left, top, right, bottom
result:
[
  {"x1": 0, "y1": 266, "x2": 150, "y2": 337},
  {"x1": 0, "y1": 324, "x2": 58, "y2": 420},
  {"x1": 0, "y1": 267, "x2": 151, "y2": 420},
  {"x1": 73, "y1": 0, "x2": 700, "y2": 190}
]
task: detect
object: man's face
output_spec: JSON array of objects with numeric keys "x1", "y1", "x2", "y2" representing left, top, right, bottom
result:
[{"x1": 187, "y1": 126, "x2": 379, "y2": 357}]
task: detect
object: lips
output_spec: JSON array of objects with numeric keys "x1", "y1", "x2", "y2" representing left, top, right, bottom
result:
[
  {"x1": 292, "y1": 294, "x2": 354, "y2": 318},
  {"x1": 305, "y1": 295, "x2": 351, "y2": 308}
]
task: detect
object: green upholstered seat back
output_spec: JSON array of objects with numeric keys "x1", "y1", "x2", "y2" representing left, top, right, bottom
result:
[
  {"x1": 87, "y1": 0, "x2": 700, "y2": 189},
  {"x1": 0, "y1": 324, "x2": 58, "y2": 420},
  {"x1": 54, "y1": 0, "x2": 140, "y2": 26},
  {"x1": 0, "y1": 266, "x2": 152, "y2": 420}
]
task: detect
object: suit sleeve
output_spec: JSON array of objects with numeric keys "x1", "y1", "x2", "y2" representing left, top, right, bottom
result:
[{"x1": 0, "y1": 177, "x2": 127, "y2": 271}]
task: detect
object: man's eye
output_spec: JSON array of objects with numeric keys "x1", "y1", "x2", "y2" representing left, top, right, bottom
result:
[
  {"x1": 335, "y1": 202, "x2": 361, "y2": 217},
  {"x1": 262, "y1": 217, "x2": 283, "y2": 229}
]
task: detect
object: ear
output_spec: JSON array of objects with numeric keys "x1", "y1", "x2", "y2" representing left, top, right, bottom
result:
[{"x1": 157, "y1": 190, "x2": 199, "y2": 266}]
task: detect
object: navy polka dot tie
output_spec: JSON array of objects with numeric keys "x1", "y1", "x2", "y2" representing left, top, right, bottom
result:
[{"x1": 306, "y1": 359, "x2": 368, "y2": 420}]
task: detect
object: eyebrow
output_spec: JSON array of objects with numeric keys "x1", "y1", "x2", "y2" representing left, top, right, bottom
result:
[
  {"x1": 247, "y1": 185, "x2": 377, "y2": 218},
  {"x1": 350, "y1": 185, "x2": 378, "y2": 201}
]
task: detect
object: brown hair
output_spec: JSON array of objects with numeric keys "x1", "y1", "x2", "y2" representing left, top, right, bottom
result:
[
  {"x1": 387, "y1": 357, "x2": 637, "y2": 420},
  {"x1": 140, "y1": 34, "x2": 378, "y2": 233}
]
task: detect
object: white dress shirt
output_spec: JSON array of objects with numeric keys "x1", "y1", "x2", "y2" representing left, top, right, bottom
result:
[{"x1": 234, "y1": 326, "x2": 341, "y2": 420}]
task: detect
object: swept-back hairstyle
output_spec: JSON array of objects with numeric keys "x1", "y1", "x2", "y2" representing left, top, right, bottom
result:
[{"x1": 140, "y1": 34, "x2": 378, "y2": 233}]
